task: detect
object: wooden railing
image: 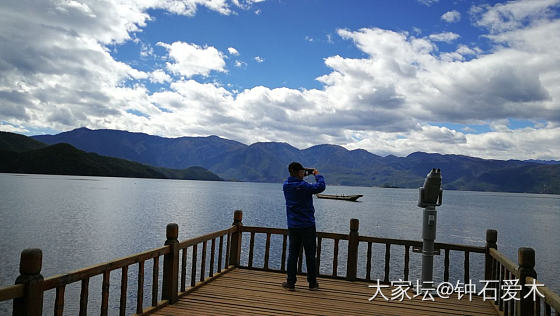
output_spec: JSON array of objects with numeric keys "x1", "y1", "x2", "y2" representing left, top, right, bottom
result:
[
  {"x1": 1, "y1": 210, "x2": 559, "y2": 316},
  {"x1": 1, "y1": 219, "x2": 237, "y2": 316},
  {"x1": 239, "y1": 217, "x2": 485, "y2": 283},
  {"x1": 486, "y1": 229, "x2": 560, "y2": 316}
]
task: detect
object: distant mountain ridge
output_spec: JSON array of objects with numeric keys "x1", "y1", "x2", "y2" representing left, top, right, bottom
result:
[
  {"x1": 31, "y1": 127, "x2": 560, "y2": 194},
  {"x1": 0, "y1": 131, "x2": 222, "y2": 181}
]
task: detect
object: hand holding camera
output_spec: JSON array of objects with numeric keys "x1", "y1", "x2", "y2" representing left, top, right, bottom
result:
[{"x1": 304, "y1": 168, "x2": 319, "y2": 176}]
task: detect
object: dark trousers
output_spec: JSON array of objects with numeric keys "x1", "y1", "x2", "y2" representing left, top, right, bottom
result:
[{"x1": 286, "y1": 226, "x2": 317, "y2": 284}]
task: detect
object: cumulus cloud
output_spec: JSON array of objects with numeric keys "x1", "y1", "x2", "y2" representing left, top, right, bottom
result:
[
  {"x1": 441, "y1": 10, "x2": 461, "y2": 23},
  {"x1": 158, "y1": 41, "x2": 227, "y2": 77},
  {"x1": 429, "y1": 32, "x2": 460, "y2": 42},
  {"x1": 345, "y1": 123, "x2": 560, "y2": 160},
  {"x1": 1, "y1": 0, "x2": 560, "y2": 160},
  {"x1": 154, "y1": 0, "x2": 232, "y2": 16},
  {"x1": 471, "y1": 0, "x2": 560, "y2": 33},
  {"x1": 150, "y1": 69, "x2": 172, "y2": 84},
  {"x1": 227, "y1": 47, "x2": 240, "y2": 55},
  {"x1": 0, "y1": 0, "x2": 265, "y2": 136}
]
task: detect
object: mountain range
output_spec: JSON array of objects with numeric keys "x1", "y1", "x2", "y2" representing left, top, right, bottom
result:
[
  {"x1": 27, "y1": 127, "x2": 560, "y2": 194},
  {"x1": 0, "y1": 131, "x2": 222, "y2": 181}
]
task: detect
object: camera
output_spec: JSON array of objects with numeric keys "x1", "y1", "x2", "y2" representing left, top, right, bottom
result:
[{"x1": 304, "y1": 168, "x2": 315, "y2": 176}]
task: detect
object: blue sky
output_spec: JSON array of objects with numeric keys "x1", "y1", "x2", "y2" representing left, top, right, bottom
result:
[
  {"x1": 1, "y1": 0, "x2": 560, "y2": 160},
  {"x1": 114, "y1": 0, "x2": 491, "y2": 91}
]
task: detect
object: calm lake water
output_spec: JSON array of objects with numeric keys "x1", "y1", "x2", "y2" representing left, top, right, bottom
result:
[{"x1": 1, "y1": 173, "x2": 559, "y2": 314}]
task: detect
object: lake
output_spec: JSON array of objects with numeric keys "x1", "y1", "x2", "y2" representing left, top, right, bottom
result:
[{"x1": 1, "y1": 173, "x2": 559, "y2": 314}]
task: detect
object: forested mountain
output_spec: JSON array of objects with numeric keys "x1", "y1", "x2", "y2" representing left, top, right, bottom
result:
[
  {"x1": 0, "y1": 132, "x2": 222, "y2": 181},
  {"x1": 30, "y1": 128, "x2": 560, "y2": 194}
]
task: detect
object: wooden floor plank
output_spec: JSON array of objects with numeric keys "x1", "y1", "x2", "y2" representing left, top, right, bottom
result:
[
  {"x1": 190, "y1": 285, "x2": 495, "y2": 316},
  {"x1": 198, "y1": 278, "x2": 494, "y2": 314},
  {"x1": 148, "y1": 268, "x2": 498, "y2": 316}
]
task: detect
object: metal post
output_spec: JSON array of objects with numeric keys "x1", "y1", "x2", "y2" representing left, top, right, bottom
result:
[
  {"x1": 421, "y1": 205, "x2": 437, "y2": 286},
  {"x1": 417, "y1": 168, "x2": 442, "y2": 288}
]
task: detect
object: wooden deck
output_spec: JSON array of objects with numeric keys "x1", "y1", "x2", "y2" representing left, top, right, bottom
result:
[
  {"x1": 5, "y1": 214, "x2": 556, "y2": 315},
  {"x1": 151, "y1": 268, "x2": 498, "y2": 316}
]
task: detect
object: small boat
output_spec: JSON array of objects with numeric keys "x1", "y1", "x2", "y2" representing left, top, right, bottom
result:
[{"x1": 316, "y1": 194, "x2": 363, "y2": 201}]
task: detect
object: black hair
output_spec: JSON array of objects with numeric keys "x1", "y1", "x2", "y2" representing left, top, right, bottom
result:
[{"x1": 288, "y1": 162, "x2": 304, "y2": 174}]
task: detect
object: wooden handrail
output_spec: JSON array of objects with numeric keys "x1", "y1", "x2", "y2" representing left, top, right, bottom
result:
[
  {"x1": 526, "y1": 276, "x2": 560, "y2": 313},
  {"x1": 242, "y1": 225, "x2": 351, "y2": 241},
  {"x1": 318, "y1": 231, "x2": 348, "y2": 241},
  {"x1": 240, "y1": 226, "x2": 286, "y2": 234},
  {"x1": 43, "y1": 246, "x2": 169, "y2": 291},
  {"x1": 178, "y1": 226, "x2": 236, "y2": 249},
  {"x1": 358, "y1": 235, "x2": 486, "y2": 253},
  {"x1": 0, "y1": 284, "x2": 24, "y2": 301},
  {"x1": 488, "y1": 247, "x2": 520, "y2": 278}
]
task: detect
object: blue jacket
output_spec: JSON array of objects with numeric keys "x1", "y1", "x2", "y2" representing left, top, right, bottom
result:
[{"x1": 283, "y1": 175, "x2": 326, "y2": 228}]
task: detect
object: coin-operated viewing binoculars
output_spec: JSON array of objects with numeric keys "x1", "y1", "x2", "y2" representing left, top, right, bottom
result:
[
  {"x1": 418, "y1": 168, "x2": 443, "y2": 287},
  {"x1": 418, "y1": 168, "x2": 442, "y2": 208}
]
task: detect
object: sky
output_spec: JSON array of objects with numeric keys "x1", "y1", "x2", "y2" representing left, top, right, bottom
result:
[{"x1": 1, "y1": 0, "x2": 559, "y2": 160}]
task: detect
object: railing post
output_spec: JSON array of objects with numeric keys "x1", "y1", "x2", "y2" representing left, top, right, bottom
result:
[
  {"x1": 346, "y1": 218, "x2": 359, "y2": 281},
  {"x1": 229, "y1": 210, "x2": 243, "y2": 267},
  {"x1": 162, "y1": 223, "x2": 179, "y2": 304},
  {"x1": 517, "y1": 247, "x2": 537, "y2": 316},
  {"x1": 484, "y1": 229, "x2": 497, "y2": 280},
  {"x1": 13, "y1": 248, "x2": 44, "y2": 316}
]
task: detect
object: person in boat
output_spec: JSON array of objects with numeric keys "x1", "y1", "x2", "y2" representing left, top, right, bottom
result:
[{"x1": 282, "y1": 162, "x2": 326, "y2": 291}]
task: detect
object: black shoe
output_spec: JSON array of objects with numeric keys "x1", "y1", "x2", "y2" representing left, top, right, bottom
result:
[
  {"x1": 282, "y1": 282, "x2": 295, "y2": 291},
  {"x1": 309, "y1": 282, "x2": 319, "y2": 291}
]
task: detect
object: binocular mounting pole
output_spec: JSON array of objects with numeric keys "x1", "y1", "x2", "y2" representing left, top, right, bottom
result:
[{"x1": 418, "y1": 168, "x2": 443, "y2": 288}]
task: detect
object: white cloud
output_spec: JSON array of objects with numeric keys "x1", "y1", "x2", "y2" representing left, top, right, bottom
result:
[
  {"x1": 234, "y1": 60, "x2": 247, "y2": 68},
  {"x1": 417, "y1": 0, "x2": 439, "y2": 6},
  {"x1": 456, "y1": 44, "x2": 479, "y2": 56},
  {"x1": 140, "y1": 41, "x2": 154, "y2": 57},
  {"x1": 158, "y1": 41, "x2": 227, "y2": 77},
  {"x1": 344, "y1": 123, "x2": 560, "y2": 160},
  {"x1": 1, "y1": 0, "x2": 560, "y2": 160},
  {"x1": 154, "y1": 0, "x2": 232, "y2": 16},
  {"x1": 0, "y1": 122, "x2": 28, "y2": 134},
  {"x1": 429, "y1": 32, "x2": 460, "y2": 43},
  {"x1": 227, "y1": 47, "x2": 240, "y2": 55},
  {"x1": 150, "y1": 69, "x2": 172, "y2": 84},
  {"x1": 471, "y1": 0, "x2": 560, "y2": 33},
  {"x1": 232, "y1": 0, "x2": 265, "y2": 10},
  {"x1": 441, "y1": 10, "x2": 461, "y2": 23},
  {"x1": 305, "y1": 36, "x2": 314, "y2": 42}
]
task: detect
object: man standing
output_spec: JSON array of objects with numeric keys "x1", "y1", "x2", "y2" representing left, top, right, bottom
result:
[{"x1": 282, "y1": 162, "x2": 326, "y2": 291}]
